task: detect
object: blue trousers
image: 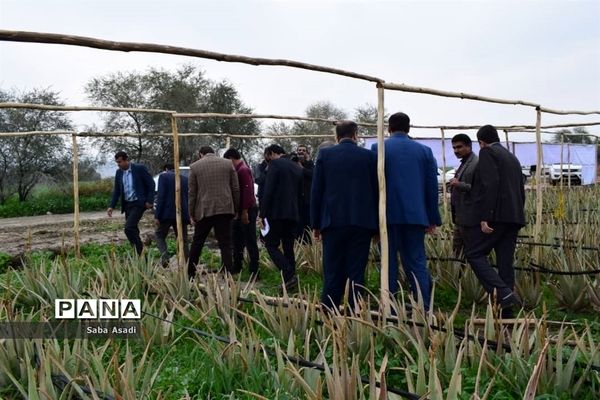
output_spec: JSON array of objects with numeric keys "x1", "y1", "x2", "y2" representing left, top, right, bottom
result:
[
  {"x1": 321, "y1": 226, "x2": 372, "y2": 311},
  {"x1": 388, "y1": 224, "x2": 431, "y2": 308}
]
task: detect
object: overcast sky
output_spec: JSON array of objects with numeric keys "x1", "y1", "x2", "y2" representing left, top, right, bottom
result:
[{"x1": 1, "y1": 0, "x2": 599, "y2": 142}]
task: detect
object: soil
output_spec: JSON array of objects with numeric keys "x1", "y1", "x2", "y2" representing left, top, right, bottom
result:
[{"x1": 0, "y1": 211, "x2": 157, "y2": 262}]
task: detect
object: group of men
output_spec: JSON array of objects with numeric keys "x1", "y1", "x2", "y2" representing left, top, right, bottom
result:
[
  {"x1": 108, "y1": 111, "x2": 525, "y2": 317},
  {"x1": 108, "y1": 144, "x2": 315, "y2": 290}
]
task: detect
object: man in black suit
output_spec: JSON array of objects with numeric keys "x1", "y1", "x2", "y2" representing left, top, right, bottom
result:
[
  {"x1": 107, "y1": 151, "x2": 155, "y2": 255},
  {"x1": 448, "y1": 134, "x2": 478, "y2": 259},
  {"x1": 465, "y1": 125, "x2": 525, "y2": 317},
  {"x1": 311, "y1": 121, "x2": 378, "y2": 311},
  {"x1": 154, "y1": 163, "x2": 190, "y2": 267},
  {"x1": 259, "y1": 144, "x2": 303, "y2": 290},
  {"x1": 296, "y1": 144, "x2": 314, "y2": 243}
]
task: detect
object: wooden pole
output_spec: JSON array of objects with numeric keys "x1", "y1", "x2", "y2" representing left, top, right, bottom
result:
[
  {"x1": 0, "y1": 102, "x2": 174, "y2": 114},
  {"x1": 171, "y1": 115, "x2": 186, "y2": 269},
  {"x1": 71, "y1": 133, "x2": 80, "y2": 258},
  {"x1": 381, "y1": 82, "x2": 541, "y2": 108},
  {"x1": 376, "y1": 84, "x2": 390, "y2": 316},
  {"x1": 567, "y1": 143, "x2": 572, "y2": 189},
  {"x1": 0, "y1": 30, "x2": 384, "y2": 83},
  {"x1": 560, "y1": 133, "x2": 565, "y2": 191},
  {"x1": 440, "y1": 128, "x2": 448, "y2": 222},
  {"x1": 534, "y1": 108, "x2": 543, "y2": 270},
  {"x1": 504, "y1": 129, "x2": 510, "y2": 152},
  {"x1": 539, "y1": 107, "x2": 600, "y2": 116}
]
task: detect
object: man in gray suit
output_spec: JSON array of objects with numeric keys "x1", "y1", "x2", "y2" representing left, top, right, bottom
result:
[
  {"x1": 448, "y1": 134, "x2": 478, "y2": 259},
  {"x1": 187, "y1": 146, "x2": 240, "y2": 279}
]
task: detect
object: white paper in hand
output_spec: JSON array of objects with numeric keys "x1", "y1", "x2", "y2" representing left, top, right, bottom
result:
[{"x1": 260, "y1": 218, "x2": 270, "y2": 236}]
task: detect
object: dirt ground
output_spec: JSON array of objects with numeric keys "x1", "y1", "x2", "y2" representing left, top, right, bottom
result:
[{"x1": 0, "y1": 211, "x2": 157, "y2": 260}]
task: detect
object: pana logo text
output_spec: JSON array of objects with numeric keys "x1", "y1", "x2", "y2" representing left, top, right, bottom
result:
[{"x1": 55, "y1": 299, "x2": 142, "y2": 320}]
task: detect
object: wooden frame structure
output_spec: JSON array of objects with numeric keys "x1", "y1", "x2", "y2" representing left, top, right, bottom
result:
[{"x1": 1, "y1": 30, "x2": 600, "y2": 315}]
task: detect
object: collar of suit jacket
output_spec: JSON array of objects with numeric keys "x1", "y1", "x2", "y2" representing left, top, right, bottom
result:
[{"x1": 391, "y1": 131, "x2": 408, "y2": 137}]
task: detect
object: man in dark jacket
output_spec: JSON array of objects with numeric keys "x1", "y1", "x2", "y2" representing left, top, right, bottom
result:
[
  {"x1": 311, "y1": 121, "x2": 378, "y2": 311},
  {"x1": 107, "y1": 151, "x2": 155, "y2": 255},
  {"x1": 260, "y1": 144, "x2": 303, "y2": 290},
  {"x1": 296, "y1": 144, "x2": 314, "y2": 242},
  {"x1": 154, "y1": 163, "x2": 190, "y2": 267},
  {"x1": 448, "y1": 134, "x2": 478, "y2": 259},
  {"x1": 465, "y1": 125, "x2": 526, "y2": 317}
]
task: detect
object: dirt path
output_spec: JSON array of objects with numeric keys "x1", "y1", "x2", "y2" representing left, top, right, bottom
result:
[{"x1": 0, "y1": 211, "x2": 157, "y2": 258}]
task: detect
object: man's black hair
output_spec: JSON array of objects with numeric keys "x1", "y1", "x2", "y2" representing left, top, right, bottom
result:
[
  {"x1": 388, "y1": 112, "x2": 410, "y2": 133},
  {"x1": 265, "y1": 144, "x2": 286, "y2": 155},
  {"x1": 336, "y1": 120, "x2": 358, "y2": 139},
  {"x1": 199, "y1": 146, "x2": 215, "y2": 155},
  {"x1": 223, "y1": 148, "x2": 242, "y2": 160},
  {"x1": 477, "y1": 125, "x2": 500, "y2": 144},
  {"x1": 115, "y1": 151, "x2": 128, "y2": 160},
  {"x1": 163, "y1": 163, "x2": 175, "y2": 171},
  {"x1": 451, "y1": 133, "x2": 472, "y2": 147}
]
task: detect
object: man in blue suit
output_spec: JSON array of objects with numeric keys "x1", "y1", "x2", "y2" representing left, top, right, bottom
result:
[
  {"x1": 311, "y1": 120, "x2": 379, "y2": 311},
  {"x1": 154, "y1": 163, "x2": 190, "y2": 267},
  {"x1": 107, "y1": 151, "x2": 155, "y2": 255},
  {"x1": 371, "y1": 112, "x2": 441, "y2": 309}
]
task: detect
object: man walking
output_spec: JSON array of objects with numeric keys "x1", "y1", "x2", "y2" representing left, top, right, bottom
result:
[
  {"x1": 107, "y1": 151, "x2": 155, "y2": 256},
  {"x1": 260, "y1": 144, "x2": 303, "y2": 290},
  {"x1": 154, "y1": 163, "x2": 190, "y2": 267},
  {"x1": 448, "y1": 134, "x2": 478, "y2": 259},
  {"x1": 223, "y1": 148, "x2": 260, "y2": 279},
  {"x1": 311, "y1": 121, "x2": 378, "y2": 311},
  {"x1": 296, "y1": 144, "x2": 314, "y2": 242},
  {"x1": 465, "y1": 125, "x2": 525, "y2": 317},
  {"x1": 188, "y1": 146, "x2": 240, "y2": 279},
  {"x1": 371, "y1": 112, "x2": 441, "y2": 309}
]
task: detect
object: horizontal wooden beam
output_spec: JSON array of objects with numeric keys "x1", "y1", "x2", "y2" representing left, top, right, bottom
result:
[
  {"x1": 0, "y1": 102, "x2": 174, "y2": 114},
  {"x1": 0, "y1": 29, "x2": 384, "y2": 83}
]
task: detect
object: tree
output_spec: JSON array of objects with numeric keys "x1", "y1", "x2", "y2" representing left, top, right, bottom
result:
[
  {"x1": 552, "y1": 127, "x2": 595, "y2": 144},
  {"x1": 85, "y1": 64, "x2": 259, "y2": 173},
  {"x1": 291, "y1": 101, "x2": 347, "y2": 156},
  {"x1": 354, "y1": 103, "x2": 388, "y2": 138},
  {"x1": 0, "y1": 88, "x2": 72, "y2": 202}
]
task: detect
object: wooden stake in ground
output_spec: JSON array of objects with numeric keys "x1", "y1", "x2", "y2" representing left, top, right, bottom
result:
[
  {"x1": 376, "y1": 84, "x2": 390, "y2": 316},
  {"x1": 533, "y1": 108, "x2": 543, "y2": 278},
  {"x1": 71, "y1": 133, "x2": 81, "y2": 259},
  {"x1": 171, "y1": 115, "x2": 186, "y2": 269},
  {"x1": 440, "y1": 128, "x2": 448, "y2": 222}
]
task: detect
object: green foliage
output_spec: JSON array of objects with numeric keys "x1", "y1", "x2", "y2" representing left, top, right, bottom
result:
[
  {"x1": 85, "y1": 64, "x2": 260, "y2": 171},
  {"x1": 0, "y1": 252, "x2": 11, "y2": 274},
  {"x1": 0, "y1": 88, "x2": 74, "y2": 202},
  {"x1": 552, "y1": 127, "x2": 596, "y2": 145}
]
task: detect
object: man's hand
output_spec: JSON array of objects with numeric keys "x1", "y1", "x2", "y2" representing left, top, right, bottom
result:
[
  {"x1": 154, "y1": 218, "x2": 160, "y2": 228},
  {"x1": 425, "y1": 225, "x2": 437, "y2": 235},
  {"x1": 190, "y1": 215, "x2": 196, "y2": 226},
  {"x1": 145, "y1": 202, "x2": 153, "y2": 209},
  {"x1": 313, "y1": 229, "x2": 321, "y2": 242},
  {"x1": 481, "y1": 221, "x2": 494, "y2": 234},
  {"x1": 448, "y1": 178, "x2": 459, "y2": 187},
  {"x1": 107, "y1": 208, "x2": 113, "y2": 218},
  {"x1": 241, "y1": 209, "x2": 249, "y2": 225},
  {"x1": 258, "y1": 218, "x2": 265, "y2": 229}
]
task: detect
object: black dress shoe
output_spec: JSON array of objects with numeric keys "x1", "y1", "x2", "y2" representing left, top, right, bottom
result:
[
  {"x1": 281, "y1": 276, "x2": 298, "y2": 292},
  {"x1": 499, "y1": 292, "x2": 522, "y2": 309}
]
